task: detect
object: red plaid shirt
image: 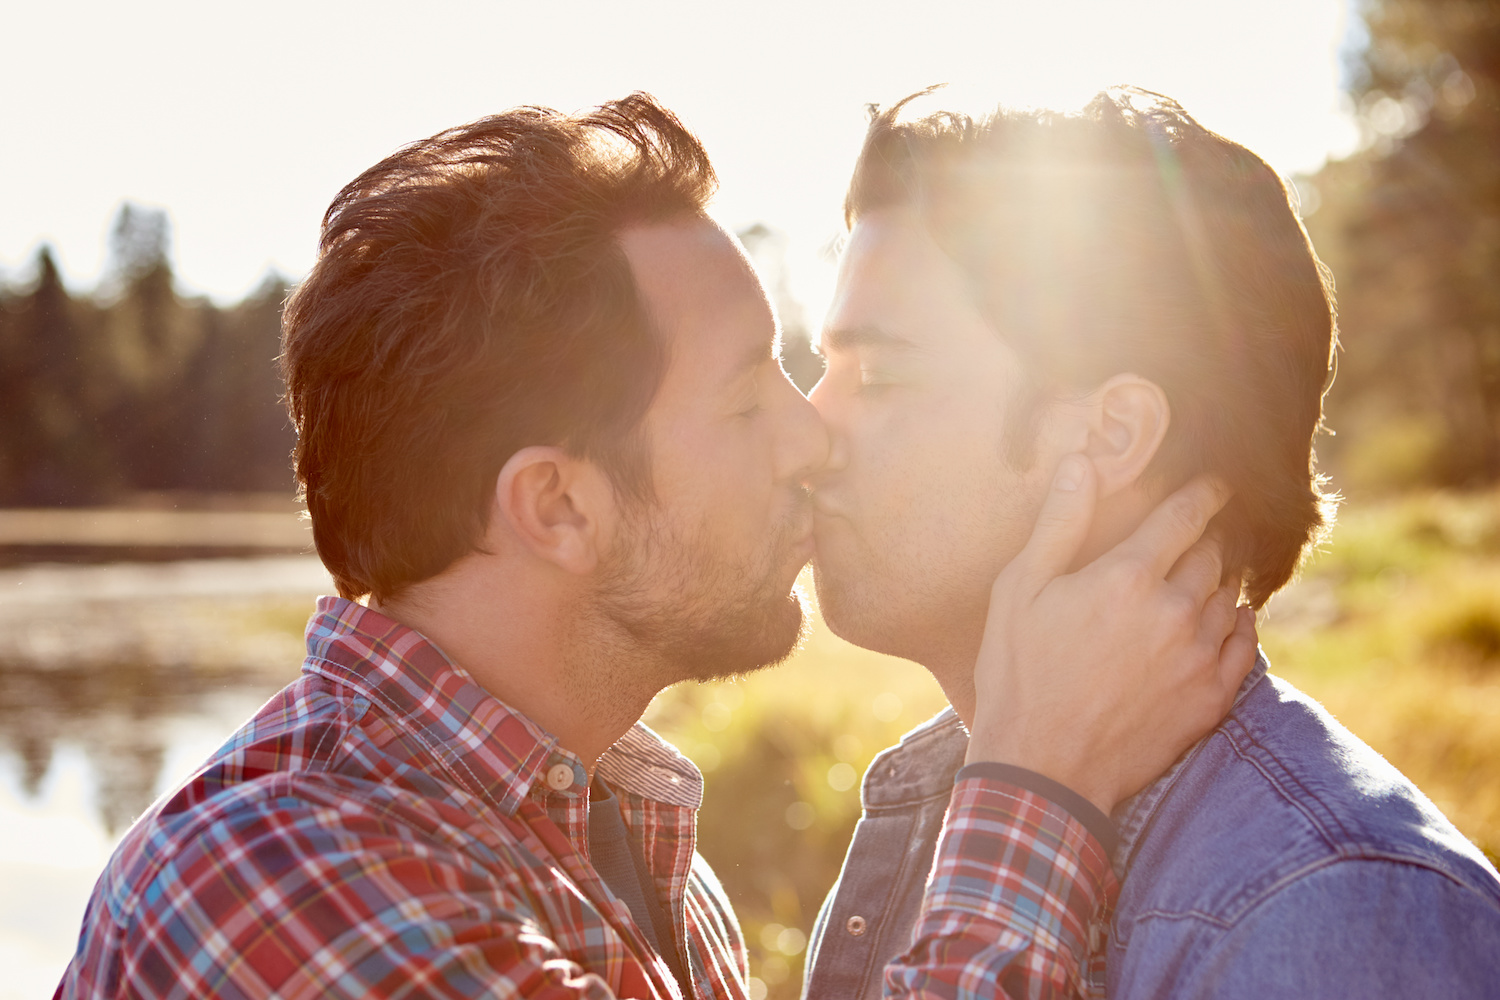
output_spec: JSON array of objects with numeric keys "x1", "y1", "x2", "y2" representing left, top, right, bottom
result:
[
  {"x1": 892, "y1": 780, "x2": 1117, "y2": 998},
  {"x1": 56, "y1": 597, "x2": 1112, "y2": 999},
  {"x1": 56, "y1": 598, "x2": 746, "y2": 1000}
]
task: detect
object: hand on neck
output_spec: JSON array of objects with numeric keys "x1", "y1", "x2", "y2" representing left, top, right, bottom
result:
[{"x1": 937, "y1": 481, "x2": 1162, "y2": 734}]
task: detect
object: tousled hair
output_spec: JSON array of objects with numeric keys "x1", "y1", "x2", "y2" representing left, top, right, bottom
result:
[
  {"x1": 847, "y1": 87, "x2": 1337, "y2": 607},
  {"x1": 282, "y1": 93, "x2": 716, "y2": 601}
]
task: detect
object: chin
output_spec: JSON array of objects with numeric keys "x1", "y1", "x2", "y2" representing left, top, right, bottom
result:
[
  {"x1": 813, "y1": 558, "x2": 956, "y2": 666},
  {"x1": 677, "y1": 585, "x2": 807, "y2": 684},
  {"x1": 811, "y1": 559, "x2": 885, "y2": 650}
]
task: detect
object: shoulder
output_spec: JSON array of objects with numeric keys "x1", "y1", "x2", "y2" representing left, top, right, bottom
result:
[
  {"x1": 1116, "y1": 671, "x2": 1500, "y2": 938},
  {"x1": 68, "y1": 765, "x2": 616, "y2": 999},
  {"x1": 118, "y1": 767, "x2": 523, "y2": 914},
  {"x1": 82, "y1": 767, "x2": 555, "y2": 984},
  {"x1": 94, "y1": 669, "x2": 539, "y2": 942},
  {"x1": 1114, "y1": 857, "x2": 1500, "y2": 998}
]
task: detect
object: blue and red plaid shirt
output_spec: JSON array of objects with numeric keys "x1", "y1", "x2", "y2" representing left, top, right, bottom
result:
[{"x1": 56, "y1": 597, "x2": 1114, "y2": 999}]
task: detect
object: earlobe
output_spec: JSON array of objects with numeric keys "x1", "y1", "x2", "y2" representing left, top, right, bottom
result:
[
  {"x1": 494, "y1": 446, "x2": 607, "y2": 574},
  {"x1": 1084, "y1": 375, "x2": 1170, "y2": 497}
]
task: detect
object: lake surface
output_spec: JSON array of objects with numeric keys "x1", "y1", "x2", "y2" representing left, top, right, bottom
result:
[{"x1": 0, "y1": 556, "x2": 333, "y2": 1000}]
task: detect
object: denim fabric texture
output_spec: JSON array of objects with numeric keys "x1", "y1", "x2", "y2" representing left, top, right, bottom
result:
[
  {"x1": 802, "y1": 656, "x2": 1500, "y2": 999},
  {"x1": 804, "y1": 711, "x2": 969, "y2": 1000}
]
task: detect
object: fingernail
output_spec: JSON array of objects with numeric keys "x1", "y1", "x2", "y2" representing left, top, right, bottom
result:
[{"x1": 1055, "y1": 456, "x2": 1084, "y2": 492}]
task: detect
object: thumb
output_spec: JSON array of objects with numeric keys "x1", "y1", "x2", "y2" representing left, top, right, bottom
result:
[{"x1": 1005, "y1": 454, "x2": 1097, "y2": 598}]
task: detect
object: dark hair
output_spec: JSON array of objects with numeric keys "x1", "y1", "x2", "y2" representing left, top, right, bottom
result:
[
  {"x1": 846, "y1": 87, "x2": 1337, "y2": 607},
  {"x1": 282, "y1": 93, "x2": 716, "y2": 601}
]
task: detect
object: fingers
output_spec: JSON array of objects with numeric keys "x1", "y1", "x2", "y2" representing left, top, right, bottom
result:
[
  {"x1": 1111, "y1": 475, "x2": 1231, "y2": 580},
  {"x1": 1198, "y1": 582, "x2": 1239, "y2": 646},
  {"x1": 1216, "y1": 605, "x2": 1260, "y2": 702},
  {"x1": 1005, "y1": 455, "x2": 1097, "y2": 599},
  {"x1": 1167, "y1": 533, "x2": 1227, "y2": 604}
]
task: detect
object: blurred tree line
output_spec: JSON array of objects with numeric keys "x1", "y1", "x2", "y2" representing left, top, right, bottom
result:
[
  {"x1": 1308, "y1": 0, "x2": 1500, "y2": 491},
  {"x1": 4, "y1": 0, "x2": 1493, "y2": 507},
  {"x1": 0, "y1": 205, "x2": 294, "y2": 506},
  {"x1": 0, "y1": 211, "x2": 823, "y2": 511}
]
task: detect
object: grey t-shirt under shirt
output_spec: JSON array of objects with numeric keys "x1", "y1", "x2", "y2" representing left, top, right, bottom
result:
[{"x1": 588, "y1": 778, "x2": 689, "y2": 992}]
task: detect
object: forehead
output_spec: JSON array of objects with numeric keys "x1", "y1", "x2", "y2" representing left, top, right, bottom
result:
[
  {"x1": 822, "y1": 207, "x2": 1003, "y2": 358},
  {"x1": 619, "y1": 217, "x2": 774, "y2": 384}
]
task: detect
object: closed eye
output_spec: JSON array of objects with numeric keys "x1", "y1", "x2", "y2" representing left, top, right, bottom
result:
[{"x1": 858, "y1": 365, "x2": 900, "y2": 390}]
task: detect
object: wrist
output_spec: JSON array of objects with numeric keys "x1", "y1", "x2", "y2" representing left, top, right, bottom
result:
[
  {"x1": 965, "y1": 729, "x2": 1117, "y2": 815},
  {"x1": 955, "y1": 762, "x2": 1119, "y2": 857}
]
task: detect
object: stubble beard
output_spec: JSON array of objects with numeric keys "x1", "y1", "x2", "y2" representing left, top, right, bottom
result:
[{"x1": 592, "y1": 492, "x2": 812, "y2": 689}]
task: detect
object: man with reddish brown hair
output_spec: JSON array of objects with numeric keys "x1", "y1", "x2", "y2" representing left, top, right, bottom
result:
[
  {"x1": 804, "y1": 88, "x2": 1500, "y2": 999},
  {"x1": 57, "y1": 93, "x2": 1255, "y2": 1000}
]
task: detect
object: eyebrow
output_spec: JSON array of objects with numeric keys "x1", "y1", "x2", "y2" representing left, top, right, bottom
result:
[
  {"x1": 723, "y1": 336, "x2": 773, "y2": 387},
  {"x1": 819, "y1": 325, "x2": 922, "y2": 355}
]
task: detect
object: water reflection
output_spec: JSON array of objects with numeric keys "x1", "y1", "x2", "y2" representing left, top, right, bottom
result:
[
  {"x1": 0, "y1": 556, "x2": 331, "y2": 832},
  {"x1": 0, "y1": 658, "x2": 283, "y2": 834},
  {"x1": 0, "y1": 556, "x2": 333, "y2": 999}
]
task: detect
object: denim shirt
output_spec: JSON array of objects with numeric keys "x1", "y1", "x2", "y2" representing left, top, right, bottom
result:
[{"x1": 803, "y1": 657, "x2": 1500, "y2": 999}]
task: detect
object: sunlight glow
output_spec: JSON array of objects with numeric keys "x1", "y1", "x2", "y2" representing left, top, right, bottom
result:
[{"x1": 2, "y1": 0, "x2": 1358, "y2": 327}]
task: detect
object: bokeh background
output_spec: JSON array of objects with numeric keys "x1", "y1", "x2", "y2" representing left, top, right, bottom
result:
[{"x1": 3, "y1": 0, "x2": 1498, "y2": 997}]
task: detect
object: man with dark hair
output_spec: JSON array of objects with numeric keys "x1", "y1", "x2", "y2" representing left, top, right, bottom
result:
[
  {"x1": 803, "y1": 88, "x2": 1500, "y2": 999},
  {"x1": 56, "y1": 93, "x2": 1254, "y2": 999}
]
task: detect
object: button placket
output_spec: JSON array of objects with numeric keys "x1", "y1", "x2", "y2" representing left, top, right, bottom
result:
[{"x1": 541, "y1": 756, "x2": 589, "y2": 794}]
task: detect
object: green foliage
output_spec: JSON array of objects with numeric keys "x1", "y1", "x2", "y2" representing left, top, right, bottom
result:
[
  {"x1": 0, "y1": 205, "x2": 295, "y2": 506},
  {"x1": 1307, "y1": 0, "x2": 1500, "y2": 490},
  {"x1": 1425, "y1": 597, "x2": 1500, "y2": 662}
]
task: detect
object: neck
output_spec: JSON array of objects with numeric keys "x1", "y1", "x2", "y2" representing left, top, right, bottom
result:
[
  {"x1": 918, "y1": 631, "x2": 985, "y2": 733},
  {"x1": 375, "y1": 555, "x2": 659, "y2": 770},
  {"x1": 922, "y1": 483, "x2": 1162, "y2": 733}
]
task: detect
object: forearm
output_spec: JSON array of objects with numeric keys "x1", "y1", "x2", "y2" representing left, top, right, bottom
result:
[{"x1": 883, "y1": 774, "x2": 1117, "y2": 1000}]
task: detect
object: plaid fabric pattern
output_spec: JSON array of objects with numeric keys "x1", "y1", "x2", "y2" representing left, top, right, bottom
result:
[
  {"x1": 885, "y1": 778, "x2": 1118, "y2": 1000},
  {"x1": 55, "y1": 597, "x2": 747, "y2": 1000}
]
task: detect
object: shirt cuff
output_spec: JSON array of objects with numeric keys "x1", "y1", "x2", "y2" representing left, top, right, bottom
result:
[
  {"x1": 955, "y1": 762, "x2": 1118, "y2": 858},
  {"x1": 907, "y1": 775, "x2": 1120, "y2": 992}
]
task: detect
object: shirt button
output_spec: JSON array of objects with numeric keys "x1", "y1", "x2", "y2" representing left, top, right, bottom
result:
[
  {"x1": 546, "y1": 763, "x2": 575, "y2": 791},
  {"x1": 846, "y1": 915, "x2": 868, "y2": 937}
]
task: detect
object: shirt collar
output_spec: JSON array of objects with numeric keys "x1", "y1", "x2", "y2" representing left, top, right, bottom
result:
[
  {"x1": 1109, "y1": 650, "x2": 1271, "y2": 875},
  {"x1": 301, "y1": 596, "x2": 701, "y2": 815}
]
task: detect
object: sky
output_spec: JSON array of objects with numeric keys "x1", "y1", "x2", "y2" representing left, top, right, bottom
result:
[{"x1": 3, "y1": 0, "x2": 1362, "y2": 320}]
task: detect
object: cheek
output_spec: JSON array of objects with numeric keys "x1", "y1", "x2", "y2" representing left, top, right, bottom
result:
[
  {"x1": 655, "y1": 422, "x2": 768, "y2": 507},
  {"x1": 852, "y1": 413, "x2": 965, "y2": 516},
  {"x1": 875, "y1": 427, "x2": 1036, "y2": 572}
]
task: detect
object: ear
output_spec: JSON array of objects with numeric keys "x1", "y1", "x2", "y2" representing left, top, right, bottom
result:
[
  {"x1": 1081, "y1": 374, "x2": 1170, "y2": 498},
  {"x1": 493, "y1": 446, "x2": 617, "y2": 575}
]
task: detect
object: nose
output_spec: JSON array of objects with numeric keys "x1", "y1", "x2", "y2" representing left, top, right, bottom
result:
[
  {"x1": 806, "y1": 370, "x2": 848, "y2": 476},
  {"x1": 774, "y1": 372, "x2": 829, "y2": 484}
]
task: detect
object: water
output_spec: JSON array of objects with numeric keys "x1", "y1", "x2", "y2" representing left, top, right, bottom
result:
[{"x1": 0, "y1": 557, "x2": 333, "y2": 1000}]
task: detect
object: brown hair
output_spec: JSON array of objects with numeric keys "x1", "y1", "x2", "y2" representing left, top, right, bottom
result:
[
  {"x1": 282, "y1": 93, "x2": 716, "y2": 601},
  {"x1": 846, "y1": 87, "x2": 1337, "y2": 607}
]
